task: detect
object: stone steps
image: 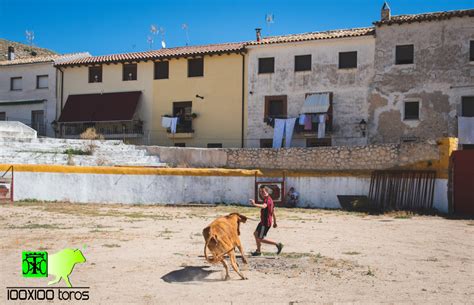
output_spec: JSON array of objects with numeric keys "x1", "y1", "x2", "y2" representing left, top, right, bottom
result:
[{"x1": 0, "y1": 137, "x2": 166, "y2": 167}]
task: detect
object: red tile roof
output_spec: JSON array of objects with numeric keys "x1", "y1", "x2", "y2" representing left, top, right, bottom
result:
[
  {"x1": 0, "y1": 53, "x2": 90, "y2": 66},
  {"x1": 55, "y1": 42, "x2": 245, "y2": 67},
  {"x1": 247, "y1": 27, "x2": 375, "y2": 46},
  {"x1": 58, "y1": 91, "x2": 141, "y2": 122},
  {"x1": 374, "y1": 9, "x2": 474, "y2": 26}
]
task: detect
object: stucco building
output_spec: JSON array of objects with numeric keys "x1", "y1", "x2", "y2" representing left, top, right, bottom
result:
[
  {"x1": 54, "y1": 5, "x2": 473, "y2": 149},
  {"x1": 368, "y1": 7, "x2": 474, "y2": 149},
  {"x1": 245, "y1": 28, "x2": 375, "y2": 148},
  {"x1": 0, "y1": 49, "x2": 88, "y2": 137},
  {"x1": 246, "y1": 6, "x2": 473, "y2": 148},
  {"x1": 55, "y1": 43, "x2": 246, "y2": 147}
]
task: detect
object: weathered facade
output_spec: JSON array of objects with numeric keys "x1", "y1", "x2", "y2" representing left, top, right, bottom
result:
[
  {"x1": 245, "y1": 28, "x2": 375, "y2": 148},
  {"x1": 369, "y1": 9, "x2": 474, "y2": 146},
  {"x1": 246, "y1": 7, "x2": 474, "y2": 149}
]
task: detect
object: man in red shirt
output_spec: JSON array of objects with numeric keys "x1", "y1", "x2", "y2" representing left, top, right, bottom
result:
[{"x1": 249, "y1": 185, "x2": 284, "y2": 256}]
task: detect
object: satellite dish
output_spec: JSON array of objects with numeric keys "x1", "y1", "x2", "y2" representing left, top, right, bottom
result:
[{"x1": 161, "y1": 40, "x2": 166, "y2": 48}]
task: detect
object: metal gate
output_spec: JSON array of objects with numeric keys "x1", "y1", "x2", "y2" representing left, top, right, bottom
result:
[
  {"x1": 0, "y1": 166, "x2": 13, "y2": 202},
  {"x1": 452, "y1": 150, "x2": 474, "y2": 215},
  {"x1": 368, "y1": 170, "x2": 436, "y2": 211}
]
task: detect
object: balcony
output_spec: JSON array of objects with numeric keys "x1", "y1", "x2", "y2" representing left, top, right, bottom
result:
[
  {"x1": 60, "y1": 121, "x2": 144, "y2": 139},
  {"x1": 166, "y1": 122, "x2": 194, "y2": 139}
]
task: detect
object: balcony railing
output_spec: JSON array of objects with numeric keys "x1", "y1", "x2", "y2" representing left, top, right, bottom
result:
[{"x1": 60, "y1": 121, "x2": 144, "y2": 138}]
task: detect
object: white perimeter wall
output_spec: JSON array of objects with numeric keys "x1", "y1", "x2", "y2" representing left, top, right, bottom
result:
[{"x1": 12, "y1": 171, "x2": 449, "y2": 212}]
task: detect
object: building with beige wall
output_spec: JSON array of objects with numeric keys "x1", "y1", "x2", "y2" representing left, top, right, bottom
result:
[{"x1": 55, "y1": 43, "x2": 246, "y2": 147}]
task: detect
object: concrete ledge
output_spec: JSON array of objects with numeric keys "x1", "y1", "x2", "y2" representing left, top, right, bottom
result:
[{"x1": 0, "y1": 121, "x2": 37, "y2": 139}]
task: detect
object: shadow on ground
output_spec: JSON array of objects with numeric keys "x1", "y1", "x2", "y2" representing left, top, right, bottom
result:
[{"x1": 161, "y1": 266, "x2": 219, "y2": 283}]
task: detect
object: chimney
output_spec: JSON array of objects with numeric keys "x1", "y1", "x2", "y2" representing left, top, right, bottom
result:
[
  {"x1": 7, "y1": 46, "x2": 15, "y2": 61},
  {"x1": 381, "y1": 1, "x2": 391, "y2": 22},
  {"x1": 255, "y1": 28, "x2": 262, "y2": 42}
]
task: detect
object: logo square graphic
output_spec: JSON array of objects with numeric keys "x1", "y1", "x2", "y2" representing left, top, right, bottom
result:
[{"x1": 22, "y1": 251, "x2": 48, "y2": 278}]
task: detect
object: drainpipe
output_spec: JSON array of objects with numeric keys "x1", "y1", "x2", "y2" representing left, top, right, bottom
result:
[
  {"x1": 241, "y1": 52, "x2": 245, "y2": 148},
  {"x1": 55, "y1": 66, "x2": 64, "y2": 137}
]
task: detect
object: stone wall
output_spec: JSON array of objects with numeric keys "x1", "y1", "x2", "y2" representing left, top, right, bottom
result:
[{"x1": 145, "y1": 139, "x2": 444, "y2": 171}]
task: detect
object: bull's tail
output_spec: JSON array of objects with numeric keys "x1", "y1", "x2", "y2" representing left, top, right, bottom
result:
[{"x1": 204, "y1": 235, "x2": 222, "y2": 264}]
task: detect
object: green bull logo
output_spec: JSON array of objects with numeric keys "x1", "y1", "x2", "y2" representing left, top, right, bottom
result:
[{"x1": 22, "y1": 249, "x2": 86, "y2": 287}]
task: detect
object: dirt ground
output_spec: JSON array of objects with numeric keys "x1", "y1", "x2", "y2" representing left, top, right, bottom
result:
[{"x1": 0, "y1": 201, "x2": 473, "y2": 304}]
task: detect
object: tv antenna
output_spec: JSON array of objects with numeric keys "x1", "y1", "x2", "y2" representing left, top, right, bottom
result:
[
  {"x1": 159, "y1": 27, "x2": 166, "y2": 48},
  {"x1": 182, "y1": 23, "x2": 190, "y2": 46},
  {"x1": 265, "y1": 13, "x2": 274, "y2": 35},
  {"x1": 148, "y1": 24, "x2": 159, "y2": 49},
  {"x1": 25, "y1": 30, "x2": 35, "y2": 50}
]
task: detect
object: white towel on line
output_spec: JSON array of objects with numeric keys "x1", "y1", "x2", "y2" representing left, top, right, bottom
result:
[
  {"x1": 170, "y1": 118, "x2": 178, "y2": 134},
  {"x1": 458, "y1": 117, "x2": 474, "y2": 144},
  {"x1": 272, "y1": 119, "x2": 285, "y2": 148},
  {"x1": 285, "y1": 118, "x2": 296, "y2": 148},
  {"x1": 161, "y1": 117, "x2": 173, "y2": 128}
]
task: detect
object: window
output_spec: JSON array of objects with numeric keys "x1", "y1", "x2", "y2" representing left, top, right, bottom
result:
[
  {"x1": 306, "y1": 138, "x2": 331, "y2": 147},
  {"x1": 173, "y1": 102, "x2": 193, "y2": 133},
  {"x1": 258, "y1": 57, "x2": 274, "y2": 74},
  {"x1": 10, "y1": 77, "x2": 22, "y2": 91},
  {"x1": 0, "y1": 112, "x2": 5, "y2": 121},
  {"x1": 154, "y1": 61, "x2": 169, "y2": 79},
  {"x1": 462, "y1": 96, "x2": 474, "y2": 117},
  {"x1": 295, "y1": 55, "x2": 311, "y2": 72},
  {"x1": 188, "y1": 58, "x2": 203, "y2": 77},
  {"x1": 31, "y1": 110, "x2": 45, "y2": 135},
  {"x1": 260, "y1": 139, "x2": 273, "y2": 148},
  {"x1": 88, "y1": 66, "x2": 102, "y2": 83},
  {"x1": 174, "y1": 143, "x2": 186, "y2": 147},
  {"x1": 123, "y1": 63, "x2": 137, "y2": 81},
  {"x1": 207, "y1": 143, "x2": 222, "y2": 148},
  {"x1": 404, "y1": 101, "x2": 419, "y2": 120},
  {"x1": 396, "y1": 45, "x2": 414, "y2": 65},
  {"x1": 339, "y1": 51, "x2": 357, "y2": 69},
  {"x1": 264, "y1": 95, "x2": 287, "y2": 118},
  {"x1": 470, "y1": 41, "x2": 474, "y2": 62},
  {"x1": 36, "y1": 75, "x2": 48, "y2": 89}
]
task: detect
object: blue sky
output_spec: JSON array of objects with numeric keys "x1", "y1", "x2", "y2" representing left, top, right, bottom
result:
[{"x1": 0, "y1": 0, "x2": 472, "y2": 55}]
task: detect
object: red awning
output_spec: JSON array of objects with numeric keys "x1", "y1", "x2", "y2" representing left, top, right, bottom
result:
[{"x1": 58, "y1": 91, "x2": 141, "y2": 123}]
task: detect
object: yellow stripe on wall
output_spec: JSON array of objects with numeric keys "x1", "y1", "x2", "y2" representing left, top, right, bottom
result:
[{"x1": 0, "y1": 164, "x2": 376, "y2": 178}]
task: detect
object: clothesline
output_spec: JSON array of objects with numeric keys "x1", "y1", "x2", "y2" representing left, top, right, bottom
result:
[
  {"x1": 272, "y1": 113, "x2": 328, "y2": 148},
  {"x1": 161, "y1": 116, "x2": 179, "y2": 134}
]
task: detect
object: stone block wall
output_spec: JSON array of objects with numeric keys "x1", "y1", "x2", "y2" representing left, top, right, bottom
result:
[
  {"x1": 225, "y1": 141, "x2": 439, "y2": 170},
  {"x1": 146, "y1": 139, "x2": 445, "y2": 171}
]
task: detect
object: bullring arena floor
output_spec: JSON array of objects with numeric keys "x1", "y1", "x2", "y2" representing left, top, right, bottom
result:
[{"x1": 1, "y1": 201, "x2": 472, "y2": 304}]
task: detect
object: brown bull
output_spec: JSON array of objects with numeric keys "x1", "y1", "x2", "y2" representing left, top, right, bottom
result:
[{"x1": 202, "y1": 213, "x2": 248, "y2": 280}]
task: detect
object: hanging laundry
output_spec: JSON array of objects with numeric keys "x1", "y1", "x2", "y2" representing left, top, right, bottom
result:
[
  {"x1": 272, "y1": 119, "x2": 285, "y2": 148},
  {"x1": 298, "y1": 114, "x2": 305, "y2": 125},
  {"x1": 284, "y1": 118, "x2": 296, "y2": 148},
  {"x1": 317, "y1": 114, "x2": 326, "y2": 139},
  {"x1": 458, "y1": 117, "x2": 474, "y2": 144},
  {"x1": 304, "y1": 114, "x2": 312, "y2": 130},
  {"x1": 161, "y1": 116, "x2": 173, "y2": 128},
  {"x1": 170, "y1": 117, "x2": 178, "y2": 134}
]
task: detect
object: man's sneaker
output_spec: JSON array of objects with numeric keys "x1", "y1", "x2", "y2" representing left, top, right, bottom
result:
[
  {"x1": 276, "y1": 243, "x2": 284, "y2": 255},
  {"x1": 251, "y1": 251, "x2": 262, "y2": 257}
]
